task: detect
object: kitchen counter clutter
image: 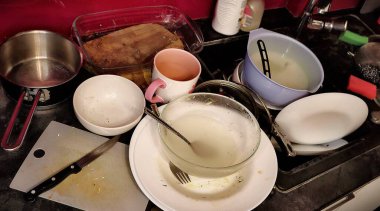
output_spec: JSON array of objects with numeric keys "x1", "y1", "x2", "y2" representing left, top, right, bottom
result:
[
  {"x1": 9, "y1": 121, "x2": 149, "y2": 210},
  {"x1": 1, "y1": 8, "x2": 380, "y2": 211}
]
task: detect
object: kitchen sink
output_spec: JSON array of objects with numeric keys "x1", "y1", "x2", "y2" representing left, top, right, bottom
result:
[
  {"x1": 195, "y1": 11, "x2": 380, "y2": 192},
  {"x1": 1, "y1": 7, "x2": 379, "y2": 211}
]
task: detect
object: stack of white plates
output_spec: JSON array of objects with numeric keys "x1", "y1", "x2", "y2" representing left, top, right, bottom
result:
[{"x1": 129, "y1": 108, "x2": 278, "y2": 210}]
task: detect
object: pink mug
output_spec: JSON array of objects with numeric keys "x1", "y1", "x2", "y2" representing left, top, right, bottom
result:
[{"x1": 145, "y1": 48, "x2": 201, "y2": 103}]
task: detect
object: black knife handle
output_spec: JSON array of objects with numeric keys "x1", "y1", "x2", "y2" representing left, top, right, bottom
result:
[{"x1": 24, "y1": 162, "x2": 82, "y2": 202}]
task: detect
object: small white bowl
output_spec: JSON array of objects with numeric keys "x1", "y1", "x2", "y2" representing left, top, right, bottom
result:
[{"x1": 73, "y1": 75, "x2": 145, "y2": 136}]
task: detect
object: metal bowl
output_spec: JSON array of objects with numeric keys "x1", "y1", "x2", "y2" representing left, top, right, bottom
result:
[{"x1": 0, "y1": 30, "x2": 82, "y2": 89}]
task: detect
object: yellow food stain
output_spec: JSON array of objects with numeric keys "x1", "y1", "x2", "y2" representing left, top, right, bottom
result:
[
  {"x1": 35, "y1": 131, "x2": 133, "y2": 210},
  {"x1": 53, "y1": 161, "x2": 110, "y2": 202},
  {"x1": 40, "y1": 143, "x2": 118, "y2": 203}
]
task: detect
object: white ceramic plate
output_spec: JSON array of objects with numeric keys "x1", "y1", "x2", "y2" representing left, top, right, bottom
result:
[
  {"x1": 291, "y1": 139, "x2": 349, "y2": 156},
  {"x1": 275, "y1": 92, "x2": 368, "y2": 145},
  {"x1": 271, "y1": 137, "x2": 349, "y2": 156},
  {"x1": 129, "y1": 113, "x2": 278, "y2": 211}
]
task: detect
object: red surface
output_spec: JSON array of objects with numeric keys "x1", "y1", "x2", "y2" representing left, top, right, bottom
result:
[
  {"x1": 0, "y1": 0, "x2": 361, "y2": 43},
  {"x1": 266, "y1": 0, "x2": 287, "y2": 9},
  {"x1": 0, "y1": 0, "x2": 214, "y2": 43},
  {"x1": 347, "y1": 75, "x2": 377, "y2": 100}
]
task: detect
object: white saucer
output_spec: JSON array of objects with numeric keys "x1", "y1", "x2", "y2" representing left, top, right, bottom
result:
[
  {"x1": 271, "y1": 137, "x2": 348, "y2": 156},
  {"x1": 129, "y1": 113, "x2": 278, "y2": 211},
  {"x1": 232, "y1": 60, "x2": 283, "y2": 110},
  {"x1": 291, "y1": 139, "x2": 349, "y2": 156}
]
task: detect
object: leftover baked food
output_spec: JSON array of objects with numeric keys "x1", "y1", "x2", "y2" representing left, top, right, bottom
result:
[{"x1": 83, "y1": 23, "x2": 184, "y2": 68}]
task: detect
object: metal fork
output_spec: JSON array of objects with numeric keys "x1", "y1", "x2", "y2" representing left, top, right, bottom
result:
[{"x1": 169, "y1": 162, "x2": 191, "y2": 184}]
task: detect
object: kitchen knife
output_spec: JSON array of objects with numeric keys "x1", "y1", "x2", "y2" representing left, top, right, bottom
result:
[{"x1": 24, "y1": 135, "x2": 120, "y2": 202}]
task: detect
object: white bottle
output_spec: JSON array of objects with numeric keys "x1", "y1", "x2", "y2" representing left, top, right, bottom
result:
[
  {"x1": 240, "y1": 0, "x2": 265, "y2": 32},
  {"x1": 212, "y1": 0, "x2": 248, "y2": 36}
]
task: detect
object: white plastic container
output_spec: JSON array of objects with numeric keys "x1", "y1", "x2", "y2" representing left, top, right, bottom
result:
[
  {"x1": 212, "y1": 0, "x2": 247, "y2": 35},
  {"x1": 240, "y1": 0, "x2": 265, "y2": 32}
]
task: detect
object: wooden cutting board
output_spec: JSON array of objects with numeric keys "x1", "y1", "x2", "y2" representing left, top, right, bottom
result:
[{"x1": 10, "y1": 121, "x2": 148, "y2": 211}]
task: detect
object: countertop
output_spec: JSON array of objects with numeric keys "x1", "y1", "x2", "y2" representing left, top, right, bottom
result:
[{"x1": 1, "y1": 8, "x2": 380, "y2": 211}]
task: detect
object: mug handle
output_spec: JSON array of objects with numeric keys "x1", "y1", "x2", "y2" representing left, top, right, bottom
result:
[{"x1": 145, "y1": 78, "x2": 166, "y2": 103}]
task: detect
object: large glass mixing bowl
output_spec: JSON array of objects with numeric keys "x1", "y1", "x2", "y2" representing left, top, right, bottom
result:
[{"x1": 158, "y1": 93, "x2": 261, "y2": 178}]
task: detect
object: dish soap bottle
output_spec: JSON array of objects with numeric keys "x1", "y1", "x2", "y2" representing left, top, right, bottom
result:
[{"x1": 240, "y1": 0, "x2": 265, "y2": 32}]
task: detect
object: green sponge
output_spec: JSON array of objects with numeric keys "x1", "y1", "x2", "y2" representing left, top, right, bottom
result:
[{"x1": 339, "y1": 30, "x2": 368, "y2": 46}]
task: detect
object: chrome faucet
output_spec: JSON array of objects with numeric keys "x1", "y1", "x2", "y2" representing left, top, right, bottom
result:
[{"x1": 296, "y1": 0, "x2": 347, "y2": 39}]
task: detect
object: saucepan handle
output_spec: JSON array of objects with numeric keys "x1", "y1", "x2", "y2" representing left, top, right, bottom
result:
[
  {"x1": 272, "y1": 122, "x2": 296, "y2": 157},
  {"x1": 1, "y1": 90, "x2": 41, "y2": 151}
]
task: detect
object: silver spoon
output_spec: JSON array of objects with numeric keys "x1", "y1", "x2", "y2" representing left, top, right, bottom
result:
[
  {"x1": 144, "y1": 107, "x2": 191, "y2": 146},
  {"x1": 146, "y1": 105, "x2": 210, "y2": 157}
]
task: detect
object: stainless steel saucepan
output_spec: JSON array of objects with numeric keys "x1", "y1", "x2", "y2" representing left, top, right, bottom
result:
[{"x1": 0, "y1": 30, "x2": 82, "y2": 151}]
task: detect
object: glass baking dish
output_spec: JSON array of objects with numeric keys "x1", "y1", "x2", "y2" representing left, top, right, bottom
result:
[{"x1": 72, "y1": 5, "x2": 204, "y2": 89}]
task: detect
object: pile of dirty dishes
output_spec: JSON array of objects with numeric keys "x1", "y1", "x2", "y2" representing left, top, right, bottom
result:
[{"x1": 233, "y1": 62, "x2": 368, "y2": 155}]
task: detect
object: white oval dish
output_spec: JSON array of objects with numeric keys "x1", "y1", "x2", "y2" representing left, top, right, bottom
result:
[{"x1": 275, "y1": 92, "x2": 368, "y2": 145}]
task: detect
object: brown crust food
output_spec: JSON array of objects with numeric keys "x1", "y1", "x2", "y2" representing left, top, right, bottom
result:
[{"x1": 83, "y1": 23, "x2": 184, "y2": 68}]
